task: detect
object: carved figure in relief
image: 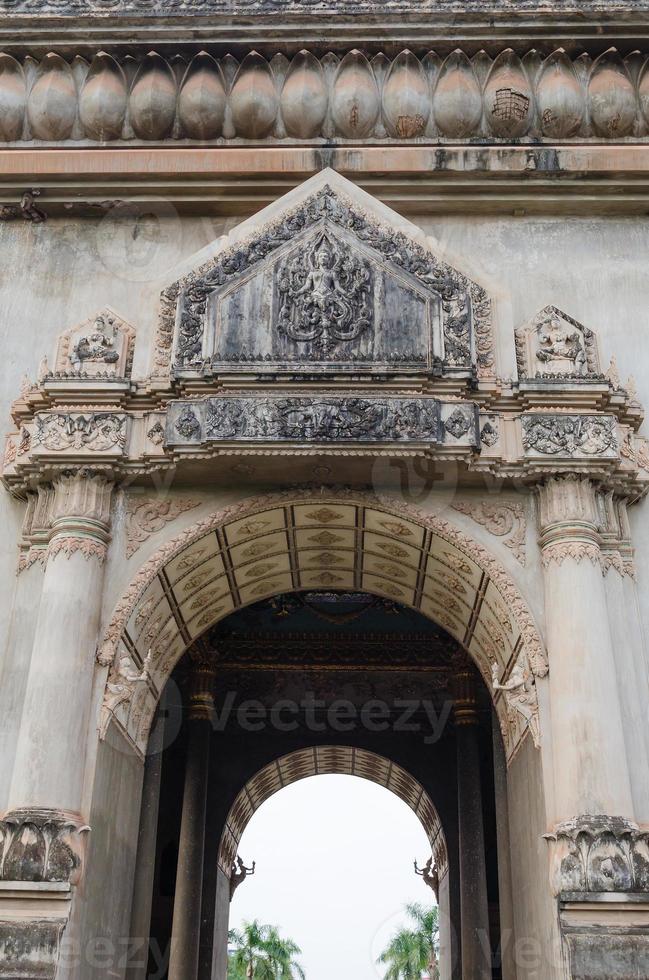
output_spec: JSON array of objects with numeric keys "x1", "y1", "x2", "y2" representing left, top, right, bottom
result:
[
  {"x1": 414, "y1": 856, "x2": 439, "y2": 901},
  {"x1": 104, "y1": 651, "x2": 152, "y2": 718},
  {"x1": 277, "y1": 232, "x2": 372, "y2": 353},
  {"x1": 71, "y1": 315, "x2": 120, "y2": 369},
  {"x1": 491, "y1": 660, "x2": 540, "y2": 747},
  {"x1": 536, "y1": 315, "x2": 586, "y2": 376},
  {"x1": 230, "y1": 855, "x2": 256, "y2": 900}
]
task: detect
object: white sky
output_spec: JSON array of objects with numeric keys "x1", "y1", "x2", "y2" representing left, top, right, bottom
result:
[{"x1": 228, "y1": 774, "x2": 434, "y2": 980}]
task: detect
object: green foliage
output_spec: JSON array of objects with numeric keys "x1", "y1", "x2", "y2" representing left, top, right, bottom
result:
[
  {"x1": 376, "y1": 903, "x2": 440, "y2": 980},
  {"x1": 228, "y1": 919, "x2": 306, "y2": 979}
]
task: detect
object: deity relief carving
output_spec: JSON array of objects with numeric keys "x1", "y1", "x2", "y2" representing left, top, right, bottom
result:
[
  {"x1": 516, "y1": 307, "x2": 600, "y2": 380},
  {"x1": 522, "y1": 414, "x2": 617, "y2": 457},
  {"x1": 162, "y1": 180, "x2": 493, "y2": 378},
  {"x1": 277, "y1": 232, "x2": 373, "y2": 356},
  {"x1": 55, "y1": 308, "x2": 135, "y2": 378}
]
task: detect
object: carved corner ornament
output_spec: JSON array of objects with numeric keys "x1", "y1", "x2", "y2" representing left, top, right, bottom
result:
[
  {"x1": 491, "y1": 652, "x2": 541, "y2": 750},
  {"x1": 0, "y1": 809, "x2": 90, "y2": 885},
  {"x1": 451, "y1": 500, "x2": 527, "y2": 565},
  {"x1": 125, "y1": 495, "x2": 200, "y2": 558},
  {"x1": 544, "y1": 816, "x2": 649, "y2": 896}
]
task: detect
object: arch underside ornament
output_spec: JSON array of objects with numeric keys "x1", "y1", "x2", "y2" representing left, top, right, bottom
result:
[
  {"x1": 217, "y1": 746, "x2": 448, "y2": 880},
  {"x1": 99, "y1": 490, "x2": 547, "y2": 764}
]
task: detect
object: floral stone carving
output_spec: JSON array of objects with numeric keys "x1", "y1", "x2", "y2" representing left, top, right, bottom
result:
[
  {"x1": 452, "y1": 500, "x2": 526, "y2": 565},
  {"x1": 126, "y1": 495, "x2": 200, "y2": 558},
  {"x1": 0, "y1": 809, "x2": 90, "y2": 885},
  {"x1": 545, "y1": 816, "x2": 649, "y2": 896}
]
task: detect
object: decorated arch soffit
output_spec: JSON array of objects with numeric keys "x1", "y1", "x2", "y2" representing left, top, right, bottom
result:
[
  {"x1": 217, "y1": 746, "x2": 449, "y2": 881},
  {"x1": 98, "y1": 488, "x2": 548, "y2": 766}
]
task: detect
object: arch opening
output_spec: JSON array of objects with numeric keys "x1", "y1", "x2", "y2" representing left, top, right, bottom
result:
[{"x1": 100, "y1": 491, "x2": 546, "y2": 762}]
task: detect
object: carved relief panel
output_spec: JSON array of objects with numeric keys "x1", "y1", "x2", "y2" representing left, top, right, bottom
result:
[
  {"x1": 515, "y1": 306, "x2": 601, "y2": 380},
  {"x1": 167, "y1": 184, "x2": 493, "y2": 378},
  {"x1": 55, "y1": 308, "x2": 135, "y2": 378}
]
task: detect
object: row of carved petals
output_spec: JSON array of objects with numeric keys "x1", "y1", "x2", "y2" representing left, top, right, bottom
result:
[{"x1": 1, "y1": 47, "x2": 648, "y2": 142}]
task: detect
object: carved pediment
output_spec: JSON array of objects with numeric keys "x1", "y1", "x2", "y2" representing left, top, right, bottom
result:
[
  {"x1": 515, "y1": 306, "x2": 601, "y2": 381},
  {"x1": 160, "y1": 171, "x2": 494, "y2": 378},
  {"x1": 55, "y1": 308, "x2": 135, "y2": 379}
]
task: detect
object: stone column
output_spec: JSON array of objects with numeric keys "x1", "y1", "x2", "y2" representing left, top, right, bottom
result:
[
  {"x1": 7, "y1": 470, "x2": 112, "y2": 834},
  {"x1": 451, "y1": 660, "x2": 491, "y2": 980},
  {"x1": 126, "y1": 696, "x2": 168, "y2": 980},
  {"x1": 538, "y1": 477, "x2": 634, "y2": 827},
  {"x1": 168, "y1": 653, "x2": 215, "y2": 980}
]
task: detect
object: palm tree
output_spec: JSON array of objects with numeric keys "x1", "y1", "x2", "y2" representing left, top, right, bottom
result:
[
  {"x1": 228, "y1": 919, "x2": 305, "y2": 979},
  {"x1": 377, "y1": 903, "x2": 439, "y2": 980}
]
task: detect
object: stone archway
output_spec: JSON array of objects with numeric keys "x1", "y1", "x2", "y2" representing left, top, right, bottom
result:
[
  {"x1": 98, "y1": 489, "x2": 547, "y2": 765},
  {"x1": 217, "y1": 745, "x2": 448, "y2": 877}
]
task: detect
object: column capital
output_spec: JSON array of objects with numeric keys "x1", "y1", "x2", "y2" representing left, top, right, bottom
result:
[
  {"x1": 450, "y1": 653, "x2": 479, "y2": 727},
  {"x1": 187, "y1": 645, "x2": 216, "y2": 722},
  {"x1": 537, "y1": 476, "x2": 601, "y2": 565},
  {"x1": 47, "y1": 469, "x2": 114, "y2": 560}
]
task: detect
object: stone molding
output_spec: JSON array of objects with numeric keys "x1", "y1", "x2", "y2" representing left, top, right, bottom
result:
[
  {"x1": 0, "y1": 809, "x2": 89, "y2": 885},
  {"x1": 2, "y1": 47, "x2": 649, "y2": 146},
  {"x1": 451, "y1": 500, "x2": 526, "y2": 565},
  {"x1": 545, "y1": 816, "x2": 649, "y2": 897},
  {"x1": 48, "y1": 535, "x2": 108, "y2": 563},
  {"x1": 125, "y1": 495, "x2": 199, "y2": 558}
]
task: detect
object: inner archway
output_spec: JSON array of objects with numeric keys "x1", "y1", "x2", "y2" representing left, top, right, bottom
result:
[
  {"x1": 142, "y1": 588, "x2": 505, "y2": 980},
  {"x1": 227, "y1": 772, "x2": 439, "y2": 980}
]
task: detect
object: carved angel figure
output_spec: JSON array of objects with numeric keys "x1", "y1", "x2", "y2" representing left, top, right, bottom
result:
[
  {"x1": 491, "y1": 660, "x2": 540, "y2": 747},
  {"x1": 104, "y1": 651, "x2": 152, "y2": 718},
  {"x1": 229, "y1": 855, "x2": 256, "y2": 901},
  {"x1": 277, "y1": 232, "x2": 373, "y2": 352},
  {"x1": 536, "y1": 316, "x2": 586, "y2": 376}
]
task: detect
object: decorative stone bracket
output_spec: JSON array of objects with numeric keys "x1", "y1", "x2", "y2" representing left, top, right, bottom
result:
[
  {"x1": 0, "y1": 809, "x2": 90, "y2": 886},
  {"x1": 545, "y1": 816, "x2": 649, "y2": 897}
]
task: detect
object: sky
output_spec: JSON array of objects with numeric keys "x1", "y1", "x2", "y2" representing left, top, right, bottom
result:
[{"x1": 228, "y1": 774, "x2": 434, "y2": 980}]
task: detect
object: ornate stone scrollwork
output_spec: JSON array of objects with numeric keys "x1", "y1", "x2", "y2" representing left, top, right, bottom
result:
[
  {"x1": 0, "y1": 809, "x2": 90, "y2": 885},
  {"x1": 452, "y1": 500, "x2": 526, "y2": 565},
  {"x1": 545, "y1": 816, "x2": 649, "y2": 896},
  {"x1": 125, "y1": 495, "x2": 200, "y2": 558},
  {"x1": 33, "y1": 413, "x2": 127, "y2": 453}
]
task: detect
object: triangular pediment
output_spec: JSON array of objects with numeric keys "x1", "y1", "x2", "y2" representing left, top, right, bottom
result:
[{"x1": 157, "y1": 170, "x2": 494, "y2": 379}]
